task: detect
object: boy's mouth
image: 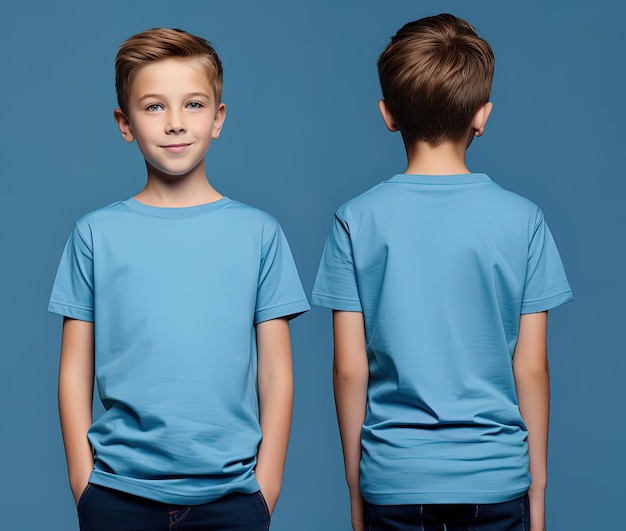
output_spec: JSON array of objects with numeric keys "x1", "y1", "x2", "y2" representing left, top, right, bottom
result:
[{"x1": 162, "y1": 143, "x2": 192, "y2": 154}]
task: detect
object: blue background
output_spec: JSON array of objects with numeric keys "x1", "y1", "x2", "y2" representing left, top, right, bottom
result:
[{"x1": 1, "y1": 1, "x2": 623, "y2": 529}]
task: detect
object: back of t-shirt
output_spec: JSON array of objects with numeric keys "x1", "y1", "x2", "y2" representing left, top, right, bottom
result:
[{"x1": 312, "y1": 173, "x2": 572, "y2": 505}]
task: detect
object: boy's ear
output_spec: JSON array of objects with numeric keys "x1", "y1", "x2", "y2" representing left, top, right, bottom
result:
[
  {"x1": 472, "y1": 102, "x2": 493, "y2": 138},
  {"x1": 211, "y1": 103, "x2": 227, "y2": 139},
  {"x1": 378, "y1": 99, "x2": 399, "y2": 132},
  {"x1": 114, "y1": 108, "x2": 135, "y2": 143}
]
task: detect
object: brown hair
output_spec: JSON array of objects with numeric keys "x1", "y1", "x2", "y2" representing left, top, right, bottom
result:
[
  {"x1": 115, "y1": 28, "x2": 223, "y2": 115},
  {"x1": 377, "y1": 14, "x2": 494, "y2": 145}
]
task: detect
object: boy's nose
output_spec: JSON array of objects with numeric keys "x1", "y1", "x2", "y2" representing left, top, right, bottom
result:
[{"x1": 166, "y1": 110, "x2": 186, "y2": 133}]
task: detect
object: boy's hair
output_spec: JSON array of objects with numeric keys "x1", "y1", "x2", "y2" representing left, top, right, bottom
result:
[
  {"x1": 377, "y1": 13, "x2": 494, "y2": 146},
  {"x1": 115, "y1": 28, "x2": 223, "y2": 115}
]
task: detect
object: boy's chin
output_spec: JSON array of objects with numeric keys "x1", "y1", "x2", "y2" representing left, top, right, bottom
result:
[{"x1": 145, "y1": 162, "x2": 205, "y2": 182}]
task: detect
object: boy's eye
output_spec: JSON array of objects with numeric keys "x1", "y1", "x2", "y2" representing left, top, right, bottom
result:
[
  {"x1": 186, "y1": 101, "x2": 204, "y2": 110},
  {"x1": 146, "y1": 103, "x2": 163, "y2": 112}
]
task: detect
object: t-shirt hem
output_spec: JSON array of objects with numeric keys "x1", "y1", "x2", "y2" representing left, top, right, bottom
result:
[
  {"x1": 363, "y1": 487, "x2": 529, "y2": 505},
  {"x1": 89, "y1": 470, "x2": 260, "y2": 505},
  {"x1": 255, "y1": 299, "x2": 310, "y2": 323},
  {"x1": 521, "y1": 289, "x2": 573, "y2": 314},
  {"x1": 310, "y1": 292, "x2": 362, "y2": 312},
  {"x1": 48, "y1": 301, "x2": 94, "y2": 322}
]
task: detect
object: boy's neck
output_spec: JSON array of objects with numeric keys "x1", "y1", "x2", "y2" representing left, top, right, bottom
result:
[
  {"x1": 135, "y1": 170, "x2": 223, "y2": 208},
  {"x1": 404, "y1": 138, "x2": 471, "y2": 175}
]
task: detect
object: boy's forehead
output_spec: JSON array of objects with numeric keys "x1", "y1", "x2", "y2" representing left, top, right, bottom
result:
[{"x1": 130, "y1": 57, "x2": 215, "y2": 97}]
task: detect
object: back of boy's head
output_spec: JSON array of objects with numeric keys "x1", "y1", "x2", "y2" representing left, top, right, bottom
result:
[
  {"x1": 378, "y1": 13, "x2": 494, "y2": 146},
  {"x1": 115, "y1": 28, "x2": 223, "y2": 115}
]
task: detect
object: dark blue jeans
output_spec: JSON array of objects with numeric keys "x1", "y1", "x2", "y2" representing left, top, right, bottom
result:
[
  {"x1": 77, "y1": 484, "x2": 271, "y2": 530},
  {"x1": 365, "y1": 495, "x2": 529, "y2": 531}
]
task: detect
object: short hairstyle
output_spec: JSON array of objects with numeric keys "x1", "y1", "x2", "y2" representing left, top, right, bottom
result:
[
  {"x1": 115, "y1": 28, "x2": 223, "y2": 115},
  {"x1": 377, "y1": 13, "x2": 495, "y2": 145}
]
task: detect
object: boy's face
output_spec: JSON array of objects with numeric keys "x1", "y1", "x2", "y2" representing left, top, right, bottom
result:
[{"x1": 114, "y1": 57, "x2": 225, "y2": 182}]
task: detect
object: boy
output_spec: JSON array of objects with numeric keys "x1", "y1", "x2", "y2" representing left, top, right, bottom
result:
[
  {"x1": 49, "y1": 28, "x2": 309, "y2": 530},
  {"x1": 312, "y1": 14, "x2": 572, "y2": 531}
]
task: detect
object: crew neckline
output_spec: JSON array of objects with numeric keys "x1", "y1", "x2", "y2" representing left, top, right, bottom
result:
[
  {"x1": 122, "y1": 196, "x2": 232, "y2": 219},
  {"x1": 385, "y1": 173, "x2": 492, "y2": 185}
]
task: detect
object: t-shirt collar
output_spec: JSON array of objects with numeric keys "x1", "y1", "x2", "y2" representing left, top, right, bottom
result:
[
  {"x1": 123, "y1": 196, "x2": 232, "y2": 219},
  {"x1": 385, "y1": 173, "x2": 492, "y2": 185}
]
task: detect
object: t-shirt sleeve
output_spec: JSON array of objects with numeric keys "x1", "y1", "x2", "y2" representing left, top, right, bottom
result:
[
  {"x1": 521, "y1": 211, "x2": 573, "y2": 314},
  {"x1": 311, "y1": 213, "x2": 362, "y2": 311},
  {"x1": 254, "y1": 222, "x2": 310, "y2": 324},
  {"x1": 48, "y1": 224, "x2": 95, "y2": 322}
]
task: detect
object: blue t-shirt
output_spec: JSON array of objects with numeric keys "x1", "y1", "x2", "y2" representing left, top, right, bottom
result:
[
  {"x1": 312, "y1": 173, "x2": 573, "y2": 505},
  {"x1": 49, "y1": 197, "x2": 309, "y2": 504}
]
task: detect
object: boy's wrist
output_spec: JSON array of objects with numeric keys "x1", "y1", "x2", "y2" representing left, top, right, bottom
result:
[
  {"x1": 255, "y1": 469, "x2": 281, "y2": 514},
  {"x1": 69, "y1": 475, "x2": 91, "y2": 505},
  {"x1": 349, "y1": 490, "x2": 365, "y2": 531},
  {"x1": 259, "y1": 485, "x2": 279, "y2": 516}
]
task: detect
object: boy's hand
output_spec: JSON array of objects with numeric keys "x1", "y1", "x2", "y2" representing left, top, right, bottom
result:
[
  {"x1": 528, "y1": 484, "x2": 546, "y2": 531},
  {"x1": 349, "y1": 488, "x2": 365, "y2": 531}
]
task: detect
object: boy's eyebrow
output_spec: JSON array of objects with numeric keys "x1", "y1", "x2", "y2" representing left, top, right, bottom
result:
[{"x1": 137, "y1": 91, "x2": 213, "y2": 102}]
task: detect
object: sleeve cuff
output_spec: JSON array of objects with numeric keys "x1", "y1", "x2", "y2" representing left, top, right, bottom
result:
[
  {"x1": 48, "y1": 301, "x2": 95, "y2": 322},
  {"x1": 255, "y1": 299, "x2": 310, "y2": 324},
  {"x1": 310, "y1": 292, "x2": 362, "y2": 312},
  {"x1": 521, "y1": 289, "x2": 574, "y2": 314}
]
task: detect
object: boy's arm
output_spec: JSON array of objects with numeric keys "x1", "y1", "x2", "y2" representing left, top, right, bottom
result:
[
  {"x1": 58, "y1": 317, "x2": 95, "y2": 505},
  {"x1": 513, "y1": 311, "x2": 550, "y2": 531},
  {"x1": 255, "y1": 317, "x2": 294, "y2": 516},
  {"x1": 333, "y1": 310, "x2": 369, "y2": 531}
]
